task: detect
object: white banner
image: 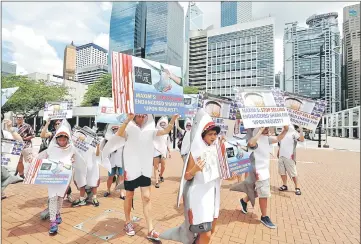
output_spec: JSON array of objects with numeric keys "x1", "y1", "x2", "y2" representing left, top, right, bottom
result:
[
  {"x1": 95, "y1": 97, "x2": 127, "y2": 124},
  {"x1": 43, "y1": 101, "x2": 73, "y2": 121},
  {"x1": 1, "y1": 139, "x2": 24, "y2": 170}
]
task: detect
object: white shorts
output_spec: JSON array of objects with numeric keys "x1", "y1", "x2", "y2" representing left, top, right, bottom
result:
[{"x1": 278, "y1": 157, "x2": 297, "y2": 178}]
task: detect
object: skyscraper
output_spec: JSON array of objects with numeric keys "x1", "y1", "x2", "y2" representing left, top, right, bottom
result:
[
  {"x1": 145, "y1": 2, "x2": 184, "y2": 68},
  {"x1": 185, "y1": 3, "x2": 203, "y2": 42},
  {"x1": 1, "y1": 61, "x2": 16, "y2": 76},
  {"x1": 284, "y1": 13, "x2": 341, "y2": 113},
  {"x1": 221, "y1": 1, "x2": 252, "y2": 27},
  {"x1": 63, "y1": 42, "x2": 76, "y2": 81},
  {"x1": 342, "y1": 4, "x2": 360, "y2": 109},
  {"x1": 108, "y1": 2, "x2": 146, "y2": 64}
]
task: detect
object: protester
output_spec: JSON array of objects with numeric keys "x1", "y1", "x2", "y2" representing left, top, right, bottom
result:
[
  {"x1": 160, "y1": 109, "x2": 222, "y2": 244},
  {"x1": 39, "y1": 121, "x2": 76, "y2": 234},
  {"x1": 237, "y1": 126, "x2": 289, "y2": 229},
  {"x1": 115, "y1": 113, "x2": 178, "y2": 240},
  {"x1": 15, "y1": 114, "x2": 35, "y2": 179},
  {"x1": 101, "y1": 124, "x2": 126, "y2": 200},
  {"x1": 153, "y1": 116, "x2": 171, "y2": 188},
  {"x1": 72, "y1": 127, "x2": 101, "y2": 207},
  {"x1": 176, "y1": 118, "x2": 193, "y2": 162},
  {"x1": 278, "y1": 125, "x2": 304, "y2": 195}
]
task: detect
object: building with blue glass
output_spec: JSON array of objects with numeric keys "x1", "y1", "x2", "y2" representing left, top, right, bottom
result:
[{"x1": 221, "y1": 1, "x2": 252, "y2": 27}]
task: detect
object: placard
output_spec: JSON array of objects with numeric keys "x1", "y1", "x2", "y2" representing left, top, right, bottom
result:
[
  {"x1": 72, "y1": 126, "x2": 100, "y2": 155},
  {"x1": 1, "y1": 138, "x2": 24, "y2": 169},
  {"x1": 112, "y1": 52, "x2": 185, "y2": 116},
  {"x1": 283, "y1": 92, "x2": 327, "y2": 131},
  {"x1": 183, "y1": 94, "x2": 199, "y2": 118},
  {"x1": 96, "y1": 97, "x2": 127, "y2": 124},
  {"x1": 43, "y1": 101, "x2": 73, "y2": 121},
  {"x1": 212, "y1": 118, "x2": 228, "y2": 137},
  {"x1": 1, "y1": 87, "x2": 19, "y2": 107},
  {"x1": 218, "y1": 137, "x2": 252, "y2": 179},
  {"x1": 235, "y1": 88, "x2": 290, "y2": 128},
  {"x1": 24, "y1": 159, "x2": 72, "y2": 185},
  {"x1": 198, "y1": 92, "x2": 237, "y2": 120}
]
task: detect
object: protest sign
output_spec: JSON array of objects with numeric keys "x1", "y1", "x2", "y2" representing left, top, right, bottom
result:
[
  {"x1": 43, "y1": 101, "x2": 73, "y2": 121},
  {"x1": 1, "y1": 87, "x2": 19, "y2": 107},
  {"x1": 212, "y1": 118, "x2": 229, "y2": 137},
  {"x1": 1, "y1": 138, "x2": 24, "y2": 169},
  {"x1": 96, "y1": 97, "x2": 127, "y2": 124},
  {"x1": 112, "y1": 52, "x2": 185, "y2": 116},
  {"x1": 24, "y1": 159, "x2": 72, "y2": 185},
  {"x1": 218, "y1": 137, "x2": 252, "y2": 179},
  {"x1": 283, "y1": 92, "x2": 327, "y2": 131},
  {"x1": 198, "y1": 92, "x2": 238, "y2": 120},
  {"x1": 72, "y1": 126, "x2": 100, "y2": 156},
  {"x1": 183, "y1": 94, "x2": 199, "y2": 118},
  {"x1": 235, "y1": 88, "x2": 290, "y2": 128}
]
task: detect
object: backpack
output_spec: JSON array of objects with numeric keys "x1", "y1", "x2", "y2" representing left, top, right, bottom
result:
[{"x1": 177, "y1": 131, "x2": 187, "y2": 150}]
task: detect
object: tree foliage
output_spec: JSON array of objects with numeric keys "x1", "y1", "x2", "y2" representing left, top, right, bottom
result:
[
  {"x1": 183, "y1": 86, "x2": 199, "y2": 94},
  {"x1": 1, "y1": 75, "x2": 69, "y2": 118},
  {"x1": 81, "y1": 74, "x2": 112, "y2": 107}
]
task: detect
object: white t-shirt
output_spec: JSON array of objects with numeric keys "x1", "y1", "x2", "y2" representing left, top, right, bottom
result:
[
  {"x1": 279, "y1": 130, "x2": 300, "y2": 160},
  {"x1": 250, "y1": 135, "x2": 276, "y2": 181}
]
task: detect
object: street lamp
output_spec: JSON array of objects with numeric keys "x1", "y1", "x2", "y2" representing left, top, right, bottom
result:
[{"x1": 318, "y1": 44, "x2": 323, "y2": 148}]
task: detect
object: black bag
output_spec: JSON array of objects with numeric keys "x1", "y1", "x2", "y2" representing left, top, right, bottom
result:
[
  {"x1": 38, "y1": 138, "x2": 48, "y2": 153},
  {"x1": 177, "y1": 131, "x2": 187, "y2": 150}
]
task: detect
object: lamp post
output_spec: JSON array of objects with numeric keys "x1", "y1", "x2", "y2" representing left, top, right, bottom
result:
[{"x1": 318, "y1": 44, "x2": 323, "y2": 148}]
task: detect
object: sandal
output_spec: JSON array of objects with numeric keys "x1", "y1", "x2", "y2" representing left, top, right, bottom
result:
[
  {"x1": 103, "y1": 192, "x2": 111, "y2": 197},
  {"x1": 295, "y1": 188, "x2": 301, "y2": 195},
  {"x1": 147, "y1": 229, "x2": 160, "y2": 241},
  {"x1": 279, "y1": 185, "x2": 288, "y2": 191},
  {"x1": 120, "y1": 195, "x2": 126, "y2": 200}
]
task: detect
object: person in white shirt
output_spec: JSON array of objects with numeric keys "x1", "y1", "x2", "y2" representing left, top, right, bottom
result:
[
  {"x1": 176, "y1": 118, "x2": 193, "y2": 162},
  {"x1": 239, "y1": 126, "x2": 289, "y2": 229},
  {"x1": 278, "y1": 125, "x2": 304, "y2": 195},
  {"x1": 116, "y1": 113, "x2": 178, "y2": 241},
  {"x1": 153, "y1": 116, "x2": 171, "y2": 188}
]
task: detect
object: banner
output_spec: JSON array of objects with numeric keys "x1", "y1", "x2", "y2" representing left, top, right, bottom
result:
[
  {"x1": 96, "y1": 97, "x2": 127, "y2": 124},
  {"x1": 198, "y1": 92, "x2": 238, "y2": 120},
  {"x1": 183, "y1": 94, "x2": 199, "y2": 118},
  {"x1": 235, "y1": 88, "x2": 290, "y2": 128},
  {"x1": 1, "y1": 87, "x2": 19, "y2": 107},
  {"x1": 24, "y1": 159, "x2": 72, "y2": 185},
  {"x1": 112, "y1": 52, "x2": 185, "y2": 116},
  {"x1": 283, "y1": 92, "x2": 327, "y2": 131},
  {"x1": 72, "y1": 126, "x2": 100, "y2": 155},
  {"x1": 43, "y1": 101, "x2": 73, "y2": 121},
  {"x1": 218, "y1": 137, "x2": 252, "y2": 179},
  {"x1": 1, "y1": 138, "x2": 24, "y2": 169}
]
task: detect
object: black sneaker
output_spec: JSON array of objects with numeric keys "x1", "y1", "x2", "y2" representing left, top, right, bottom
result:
[
  {"x1": 239, "y1": 198, "x2": 248, "y2": 214},
  {"x1": 160, "y1": 176, "x2": 164, "y2": 182},
  {"x1": 72, "y1": 199, "x2": 86, "y2": 207},
  {"x1": 92, "y1": 198, "x2": 99, "y2": 207},
  {"x1": 260, "y1": 216, "x2": 277, "y2": 229},
  {"x1": 103, "y1": 192, "x2": 111, "y2": 197}
]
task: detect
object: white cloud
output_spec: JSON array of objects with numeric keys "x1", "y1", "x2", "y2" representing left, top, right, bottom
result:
[
  {"x1": 93, "y1": 33, "x2": 109, "y2": 51},
  {"x1": 100, "y1": 2, "x2": 112, "y2": 11},
  {"x1": 3, "y1": 25, "x2": 63, "y2": 75}
]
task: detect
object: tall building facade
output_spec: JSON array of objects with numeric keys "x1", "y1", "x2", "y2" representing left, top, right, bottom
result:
[
  {"x1": 63, "y1": 42, "x2": 76, "y2": 80},
  {"x1": 77, "y1": 64, "x2": 108, "y2": 84},
  {"x1": 146, "y1": 2, "x2": 184, "y2": 68},
  {"x1": 342, "y1": 4, "x2": 360, "y2": 109},
  {"x1": 206, "y1": 17, "x2": 275, "y2": 98},
  {"x1": 1, "y1": 61, "x2": 16, "y2": 76},
  {"x1": 221, "y1": 2, "x2": 252, "y2": 27},
  {"x1": 284, "y1": 13, "x2": 341, "y2": 113},
  {"x1": 275, "y1": 71, "x2": 284, "y2": 89},
  {"x1": 108, "y1": 2, "x2": 147, "y2": 64}
]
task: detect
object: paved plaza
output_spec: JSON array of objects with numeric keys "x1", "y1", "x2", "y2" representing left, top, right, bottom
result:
[{"x1": 1, "y1": 138, "x2": 360, "y2": 244}]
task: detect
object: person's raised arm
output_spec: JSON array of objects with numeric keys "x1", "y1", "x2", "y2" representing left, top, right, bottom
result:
[
  {"x1": 156, "y1": 114, "x2": 179, "y2": 136},
  {"x1": 4, "y1": 120, "x2": 23, "y2": 141},
  {"x1": 40, "y1": 120, "x2": 52, "y2": 139},
  {"x1": 116, "y1": 113, "x2": 135, "y2": 138},
  {"x1": 269, "y1": 125, "x2": 289, "y2": 144},
  {"x1": 175, "y1": 118, "x2": 184, "y2": 134},
  {"x1": 247, "y1": 127, "x2": 265, "y2": 148}
]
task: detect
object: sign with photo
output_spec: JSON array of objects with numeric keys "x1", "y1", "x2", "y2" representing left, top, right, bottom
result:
[
  {"x1": 235, "y1": 88, "x2": 290, "y2": 128},
  {"x1": 1, "y1": 138, "x2": 24, "y2": 169},
  {"x1": 218, "y1": 137, "x2": 252, "y2": 179},
  {"x1": 96, "y1": 97, "x2": 127, "y2": 124},
  {"x1": 183, "y1": 94, "x2": 199, "y2": 118},
  {"x1": 198, "y1": 92, "x2": 238, "y2": 120},
  {"x1": 212, "y1": 118, "x2": 228, "y2": 137},
  {"x1": 283, "y1": 92, "x2": 327, "y2": 131},
  {"x1": 112, "y1": 52, "x2": 185, "y2": 116},
  {"x1": 43, "y1": 101, "x2": 73, "y2": 121},
  {"x1": 24, "y1": 159, "x2": 72, "y2": 185},
  {"x1": 72, "y1": 126, "x2": 100, "y2": 154},
  {"x1": 1, "y1": 87, "x2": 19, "y2": 107}
]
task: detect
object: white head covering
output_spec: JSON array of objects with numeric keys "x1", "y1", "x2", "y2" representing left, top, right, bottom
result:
[
  {"x1": 154, "y1": 117, "x2": 169, "y2": 157},
  {"x1": 101, "y1": 123, "x2": 124, "y2": 173},
  {"x1": 184, "y1": 118, "x2": 192, "y2": 132}
]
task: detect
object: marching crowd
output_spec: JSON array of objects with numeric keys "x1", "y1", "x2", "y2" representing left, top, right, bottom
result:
[{"x1": 1, "y1": 109, "x2": 305, "y2": 244}]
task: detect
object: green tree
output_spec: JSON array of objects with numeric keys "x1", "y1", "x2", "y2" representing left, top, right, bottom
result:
[
  {"x1": 1, "y1": 75, "x2": 68, "y2": 118},
  {"x1": 81, "y1": 74, "x2": 112, "y2": 106},
  {"x1": 183, "y1": 86, "x2": 199, "y2": 94}
]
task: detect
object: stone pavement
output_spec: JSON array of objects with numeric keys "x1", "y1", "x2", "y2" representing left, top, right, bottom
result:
[{"x1": 1, "y1": 146, "x2": 360, "y2": 244}]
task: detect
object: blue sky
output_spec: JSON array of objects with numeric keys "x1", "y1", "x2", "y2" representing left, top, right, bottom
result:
[{"x1": 2, "y1": 1, "x2": 354, "y2": 76}]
